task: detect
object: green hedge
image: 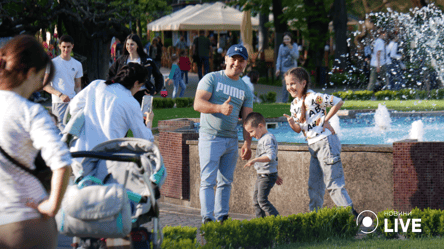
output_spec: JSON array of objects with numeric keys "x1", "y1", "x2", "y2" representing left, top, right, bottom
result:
[
  {"x1": 332, "y1": 89, "x2": 444, "y2": 101},
  {"x1": 161, "y1": 226, "x2": 198, "y2": 249},
  {"x1": 259, "y1": 91, "x2": 277, "y2": 103},
  {"x1": 158, "y1": 207, "x2": 356, "y2": 248},
  {"x1": 374, "y1": 208, "x2": 444, "y2": 239},
  {"x1": 153, "y1": 97, "x2": 194, "y2": 109},
  {"x1": 201, "y1": 206, "x2": 357, "y2": 248},
  {"x1": 257, "y1": 77, "x2": 281, "y2": 86}
]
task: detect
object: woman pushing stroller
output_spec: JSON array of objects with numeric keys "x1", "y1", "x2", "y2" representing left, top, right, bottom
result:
[
  {"x1": 66, "y1": 63, "x2": 159, "y2": 248},
  {"x1": 68, "y1": 62, "x2": 154, "y2": 154}
]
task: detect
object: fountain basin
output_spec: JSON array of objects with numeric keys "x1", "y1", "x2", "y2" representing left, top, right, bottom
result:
[{"x1": 234, "y1": 110, "x2": 444, "y2": 145}]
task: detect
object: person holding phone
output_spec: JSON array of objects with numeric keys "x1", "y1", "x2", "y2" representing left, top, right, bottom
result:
[{"x1": 275, "y1": 32, "x2": 299, "y2": 103}]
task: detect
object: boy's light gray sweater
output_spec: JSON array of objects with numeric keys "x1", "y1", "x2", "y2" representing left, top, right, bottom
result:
[{"x1": 254, "y1": 132, "x2": 278, "y2": 174}]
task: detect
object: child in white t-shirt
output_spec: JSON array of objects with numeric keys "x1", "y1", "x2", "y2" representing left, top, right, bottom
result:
[{"x1": 283, "y1": 67, "x2": 361, "y2": 221}]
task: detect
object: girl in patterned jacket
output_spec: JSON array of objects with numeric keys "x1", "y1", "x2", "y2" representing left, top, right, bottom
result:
[{"x1": 283, "y1": 67, "x2": 360, "y2": 219}]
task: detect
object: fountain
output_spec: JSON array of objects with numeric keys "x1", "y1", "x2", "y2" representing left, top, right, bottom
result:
[
  {"x1": 374, "y1": 104, "x2": 391, "y2": 130},
  {"x1": 409, "y1": 120, "x2": 425, "y2": 141},
  {"x1": 329, "y1": 4, "x2": 444, "y2": 91},
  {"x1": 329, "y1": 114, "x2": 342, "y2": 137}
]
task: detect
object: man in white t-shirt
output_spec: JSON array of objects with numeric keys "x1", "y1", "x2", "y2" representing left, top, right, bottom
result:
[
  {"x1": 43, "y1": 35, "x2": 83, "y2": 130},
  {"x1": 367, "y1": 30, "x2": 389, "y2": 91}
]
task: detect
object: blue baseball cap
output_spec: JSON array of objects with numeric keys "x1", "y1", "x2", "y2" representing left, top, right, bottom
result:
[{"x1": 226, "y1": 44, "x2": 248, "y2": 60}]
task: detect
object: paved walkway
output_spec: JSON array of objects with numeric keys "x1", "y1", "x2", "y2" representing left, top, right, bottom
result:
[
  {"x1": 57, "y1": 201, "x2": 369, "y2": 248},
  {"x1": 57, "y1": 202, "x2": 255, "y2": 248}
]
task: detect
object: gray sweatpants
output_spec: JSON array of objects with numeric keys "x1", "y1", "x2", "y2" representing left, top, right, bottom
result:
[
  {"x1": 307, "y1": 134, "x2": 353, "y2": 211},
  {"x1": 52, "y1": 102, "x2": 69, "y2": 131}
]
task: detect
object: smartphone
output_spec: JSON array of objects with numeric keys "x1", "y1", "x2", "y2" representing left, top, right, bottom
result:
[{"x1": 141, "y1": 95, "x2": 154, "y2": 115}]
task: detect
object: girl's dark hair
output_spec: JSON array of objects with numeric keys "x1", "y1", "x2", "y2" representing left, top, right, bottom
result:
[
  {"x1": 285, "y1": 67, "x2": 310, "y2": 123},
  {"x1": 123, "y1": 34, "x2": 148, "y2": 57},
  {"x1": 283, "y1": 32, "x2": 294, "y2": 45},
  {"x1": 105, "y1": 63, "x2": 148, "y2": 90},
  {"x1": 0, "y1": 35, "x2": 54, "y2": 90}
]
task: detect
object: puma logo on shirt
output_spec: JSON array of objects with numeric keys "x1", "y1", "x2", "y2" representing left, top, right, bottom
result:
[{"x1": 215, "y1": 82, "x2": 245, "y2": 100}]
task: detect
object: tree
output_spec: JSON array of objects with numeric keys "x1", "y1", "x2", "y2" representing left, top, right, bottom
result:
[
  {"x1": 0, "y1": 0, "x2": 55, "y2": 37},
  {"x1": 331, "y1": 0, "x2": 348, "y2": 69},
  {"x1": 55, "y1": 0, "x2": 136, "y2": 81},
  {"x1": 130, "y1": 0, "x2": 170, "y2": 39}
]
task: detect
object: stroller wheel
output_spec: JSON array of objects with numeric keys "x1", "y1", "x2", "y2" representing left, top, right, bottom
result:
[
  {"x1": 74, "y1": 238, "x2": 107, "y2": 249},
  {"x1": 130, "y1": 227, "x2": 151, "y2": 249}
]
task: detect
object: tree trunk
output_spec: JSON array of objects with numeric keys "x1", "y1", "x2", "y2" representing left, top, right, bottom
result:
[
  {"x1": 137, "y1": 19, "x2": 143, "y2": 39},
  {"x1": 258, "y1": 13, "x2": 269, "y2": 51},
  {"x1": 61, "y1": 16, "x2": 112, "y2": 81},
  {"x1": 333, "y1": 0, "x2": 348, "y2": 69},
  {"x1": 304, "y1": 0, "x2": 330, "y2": 85},
  {"x1": 272, "y1": 0, "x2": 287, "y2": 71}
]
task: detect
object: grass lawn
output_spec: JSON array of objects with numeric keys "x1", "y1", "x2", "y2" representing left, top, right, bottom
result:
[
  {"x1": 151, "y1": 100, "x2": 444, "y2": 127},
  {"x1": 276, "y1": 236, "x2": 444, "y2": 249}
]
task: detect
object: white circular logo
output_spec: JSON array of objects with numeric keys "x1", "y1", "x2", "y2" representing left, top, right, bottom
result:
[{"x1": 357, "y1": 210, "x2": 379, "y2": 234}]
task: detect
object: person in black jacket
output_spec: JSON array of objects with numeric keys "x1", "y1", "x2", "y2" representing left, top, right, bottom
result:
[{"x1": 109, "y1": 34, "x2": 163, "y2": 104}]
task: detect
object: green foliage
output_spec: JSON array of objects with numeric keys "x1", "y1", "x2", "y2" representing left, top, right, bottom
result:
[
  {"x1": 332, "y1": 89, "x2": 444, "y2": 101},
  {"x1": 257, "y1": 77, "x2": 282, "y2": 86},
  {"x1": 259, "y1": 91, "x2": 277, "y2": 103},
  {"x1": 201, "y1": 206, "x2": 357, "y2": 248},
  {"x1": 158, "y1": 226, "x2": 198, "y2": 249},
  {"x1": 153, "y1": 97, "x2": 194, "y2": 109},
  {"x1": 153, "y1": 98, "x2": 175, "y2": 109}
]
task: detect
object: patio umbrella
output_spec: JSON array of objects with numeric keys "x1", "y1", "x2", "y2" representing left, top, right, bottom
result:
[{"x1": 240, "y1": 9, "x2": 253, "y2": 61}]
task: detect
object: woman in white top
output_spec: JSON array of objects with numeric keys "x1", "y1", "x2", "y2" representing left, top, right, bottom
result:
[
  {"x1": 0, "y1": 35, "x2": 72, "y2": 248},
  {"x1": 69, "y1": 63, "x2": 154, "y2": 154}
]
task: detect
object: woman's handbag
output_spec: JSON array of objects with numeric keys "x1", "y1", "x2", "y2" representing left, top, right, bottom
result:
[
  {"x1": 0, "y1": 145, "x2": 52, "y2": 191},
  {"x1": 55, "y1": 176, "x2": 132, "y2": 238},
  {"x1": 160, "y1": 87, "x2": 168, "y2": 98}
]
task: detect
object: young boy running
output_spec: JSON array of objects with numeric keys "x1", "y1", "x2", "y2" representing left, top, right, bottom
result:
[{"x1": 244, "y1": 112, "x2": 282, "y2": 218}]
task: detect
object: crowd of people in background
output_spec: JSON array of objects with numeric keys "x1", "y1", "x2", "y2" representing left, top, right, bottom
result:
[{"x1": 365, "y1": 29, "x2": 406, "y2": 92}]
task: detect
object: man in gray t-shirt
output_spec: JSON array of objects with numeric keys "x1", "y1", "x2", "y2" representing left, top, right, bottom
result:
[{"x1": 194, "y1": 44, "x2": 253, "y2": 223}]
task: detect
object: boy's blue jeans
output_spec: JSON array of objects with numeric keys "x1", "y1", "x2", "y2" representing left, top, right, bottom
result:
[
  {"x1": 253, "y1": 173, "x2": 279, "y2": 218},
  {"x1": 198, "y1": 132, "x2": 238, "y2": 222},
  {"x1": 172, "y1": 79, "x2": 186, "y2": 99}
]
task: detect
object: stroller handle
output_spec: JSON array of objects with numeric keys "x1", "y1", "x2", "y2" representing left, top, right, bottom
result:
[{"x1": 71, "y1": 151, "x2": 141, "y2": 164}]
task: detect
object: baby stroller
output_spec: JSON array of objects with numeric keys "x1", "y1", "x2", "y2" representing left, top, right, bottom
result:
[{"x1": 65, "y1": 138, "x2": 166, "y2": 249}]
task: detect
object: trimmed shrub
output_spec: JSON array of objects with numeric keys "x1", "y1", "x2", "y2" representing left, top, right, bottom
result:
[
  {"x1": 259, "y1": 91, "x2": 277, "y2": 103},
  {"x1": 174, "y1": 98, "x2": 189, "y2": 108},
  {"x1": 353, "y1": 90, "x2": 373, "y2": 100},
  {"x1": 201, "y1": 206, "x2": 357, "y2": 248},
  {"x1": 160, "y1": 226, "x2": 198, "y2": 249}
]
